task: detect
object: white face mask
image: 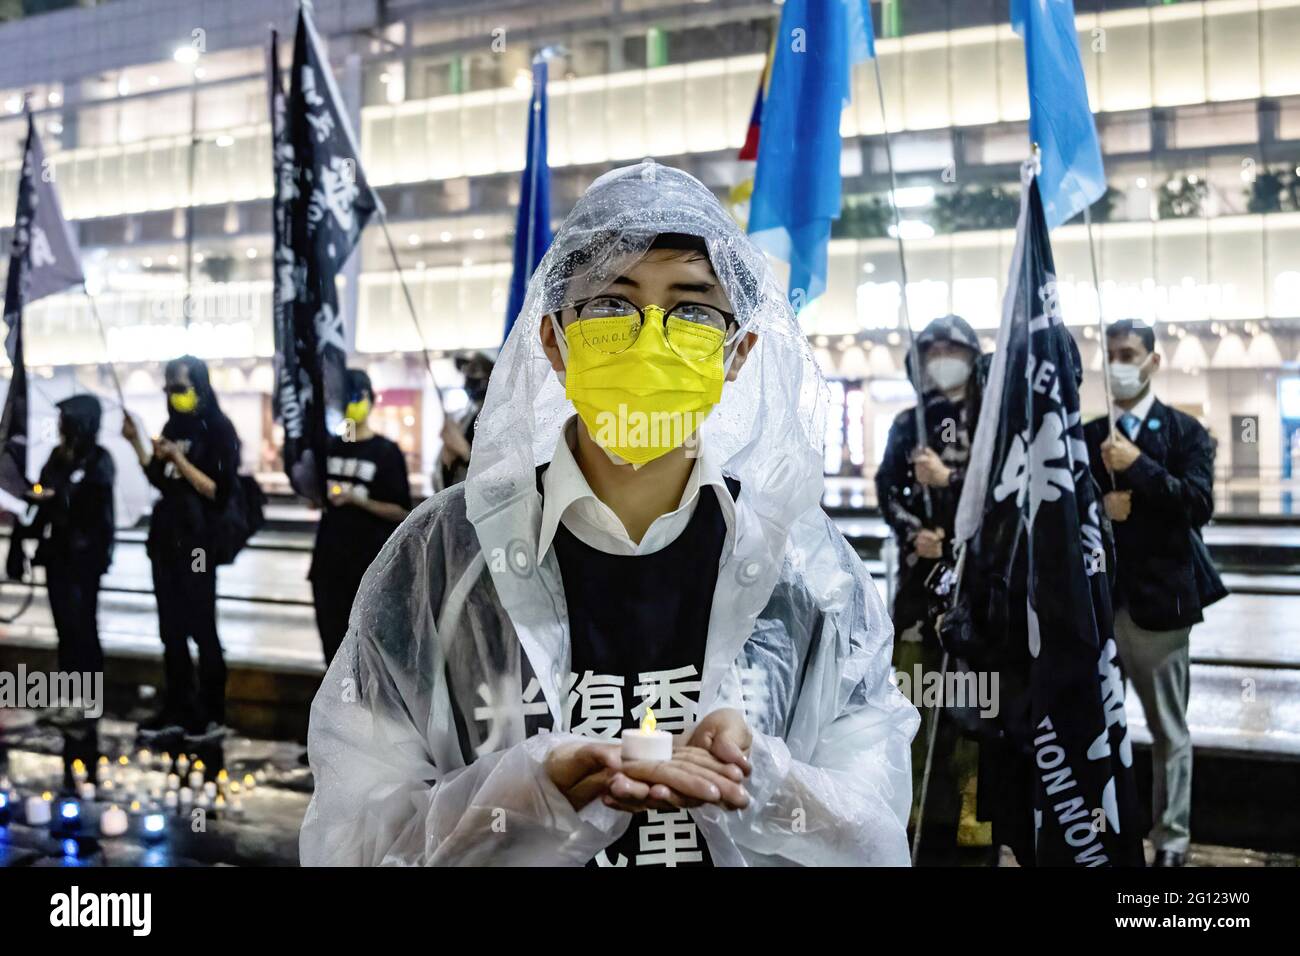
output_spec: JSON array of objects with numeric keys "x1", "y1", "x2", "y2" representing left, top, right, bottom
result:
[
  {"x1": 1108, "y1": 356, "x2": 1151, "y2": 401},
  {"x1": 926, "y1": 356, "x2": 971, "y2": 392}
]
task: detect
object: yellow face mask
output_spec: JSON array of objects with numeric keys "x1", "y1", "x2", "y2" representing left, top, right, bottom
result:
[
  {"x1": 562, "y1": 306, "x2": 727, "y2": 465},
  {"x1": 344, "y1": 398, "x2": 371, "y2": 424},
  {"x1": 168, "y1": 387, "x2": 199, "y2": 414}
]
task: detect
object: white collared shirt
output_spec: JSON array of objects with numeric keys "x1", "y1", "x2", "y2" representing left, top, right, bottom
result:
[
  {"x1": 1114, "y1": 388, "x2": 1156, "y2": 436},
  {"x1": 537, "y1": 417, "x2": 736, "y2": 561}
]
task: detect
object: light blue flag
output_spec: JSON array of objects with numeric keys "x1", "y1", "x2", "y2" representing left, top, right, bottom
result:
[
  {"x1": 1012, "y1": 0, "x2": 1106, "y2": 229},
  {"x1": 748, "y1": 0, "x2": 874, "y2": 309}
]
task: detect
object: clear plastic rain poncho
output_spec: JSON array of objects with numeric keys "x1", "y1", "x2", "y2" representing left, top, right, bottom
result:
[{"x1": 299, "y1": 161, "x2": 919, "y2": 866}]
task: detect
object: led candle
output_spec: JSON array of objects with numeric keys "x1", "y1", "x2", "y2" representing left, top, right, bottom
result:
[
  {"x1": 99, "y1": 779, "x2": 115, "y2": 797},
  {"x1": 179, "y1": 787, "x2": 193, "y2": 808},
  {"x1": 242, "y1": 773, "x2": 256, "y2": 792},
  {"x1": 57, "y1": 799, "x2": 81, "y2": 831},
  {"x1": 621, "y1": 708, "x2": 672, "y2": 762},
  {"x1": 143, "y1": 813, "x2": 166, "y2": 839},
  {"x1": 99, "y1": 804, "x2": 128, "y2": 837},
  {"x1": 78, "y1": 782, "x2": 95, "y2": 801},
  {"x1": 95, "y1": 756, "x2": 110, "y2": 783},
  {"x1": 189, "y1": 759, "x2": 205, "y2": 790},
  {"x1": 129, "y1": 800, "x2": 143, "y2": 815},
  {"x1": 26, "y1": 791, "x2": 53, "y2": 826},
  {"x1": 214, "y1": 794, "x2": 227, "y2": 813},
  {"x1": 176, "y1": 754, "x2": 189, "y2": 775},
  {"x1": 163, "y1": 791, "x2": 178, "y2": 809},
  {"x1": 166, "y1": 773, "x2": 180, "y2": 791},
  {"x1": 203, "y1": 782, "x2": 216, "y2": 799},
  {"x1": 71, "y1": 759, "x2": 88, "y2": 784},
  {"x1": 195, "y1": 793, "x2": 211, "y2": 810},
  {"x1": 159, "y1": 752, "x2": 172, "y2": 771},
  {"x1": 229, "y1": 796, "x2": 244, "y2": 818},
  {"x1": 137, "y1": 749, "x2": 151, "y2": 767}
]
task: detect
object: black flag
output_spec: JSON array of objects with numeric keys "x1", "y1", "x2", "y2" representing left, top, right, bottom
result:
[
  {"x1": 954, "y1": 173, "x2": 1144, "y2": 866},
  {"x1": 0, "y1": 112, "x2": 85, "y2": 515},
  {"x1": 272, "y1": 7, "x2": 379, "y2": 499}
]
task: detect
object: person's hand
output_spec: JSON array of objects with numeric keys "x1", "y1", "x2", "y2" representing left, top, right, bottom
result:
[
  {"x1": 1104, "y1": 490, "x2": 1132, "y2": 523},
  {"x1": 1101, "y1": 432, "x2": 1141, "y2": 473},
  {"x1": 686, "y1": 708, "x2": 752, "y2": 776},
  {"x1": 153, "y1": 437, "x2": 179, "y2": 463},
  {"x1": 912, "y1": 447, "x2": 952, "y2": 488},
  {"x1": 326, "y1": 482, "x2": 358, "y2": 507},
  {"x1": 606, "y1": 746, "x2": 750, "y2": 813},
  {"x1": 915, "y1": 527, "x2": 945, "y2": 560},
  {"x1": 121, "y1": 414, "x2": 139, "y2": 444},
  {"x1": 544, "y1": 740, "x2": 624, "y2": 812}
]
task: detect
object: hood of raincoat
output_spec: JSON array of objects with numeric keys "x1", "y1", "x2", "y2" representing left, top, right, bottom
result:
[
  {"x1": 300, "y1": 161, "x2": 918, "y2": 868},
  {"x1": 904, "y1": 313, "x2": 982, "y2": 394},
  {"x1": 57, "y1": 394, "x2": 102, "y2": 455}
]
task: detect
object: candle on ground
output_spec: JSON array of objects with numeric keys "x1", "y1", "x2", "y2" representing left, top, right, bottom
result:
[
  {"x1": 26, "y1": 792, "x2": 53, "y2": 826},
  {"x1": 100, "y1": 804, "x2": 128, "y2": 837}
]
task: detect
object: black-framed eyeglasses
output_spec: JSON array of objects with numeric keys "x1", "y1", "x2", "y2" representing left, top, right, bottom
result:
[{"x1": 560, "y1": 294, "x2": 740, "y2": 360}]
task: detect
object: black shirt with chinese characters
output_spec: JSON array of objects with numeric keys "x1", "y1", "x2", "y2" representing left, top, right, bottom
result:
[
  {"x1": 548, "y1": 475, "x2": 738, "y2": 868},
  {"x1": 310, "y1": 434, "x2": 413, "y2": 584}
]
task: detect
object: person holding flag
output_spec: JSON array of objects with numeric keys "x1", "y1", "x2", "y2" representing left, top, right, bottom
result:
[
  {"x1": 875, "y1": 313, "x2": 986, "y2": 856},
  {"x1": 1084, "y1": 319, "x2": 1227, "y2": 866},
  {"x1": 0, "y1": 111, "x2": 115, "y2": 734},
  {"x1": 8, "y1": 395, "x2": 116, "y2": 727},
  {"x1": 122, "y1": 356, "x2": 242, "y2": 741}
]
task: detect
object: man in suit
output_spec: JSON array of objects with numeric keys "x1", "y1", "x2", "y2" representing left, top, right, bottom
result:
[{"x1": 1084, "y1": 319, "x2": 1228, "y2": 867}]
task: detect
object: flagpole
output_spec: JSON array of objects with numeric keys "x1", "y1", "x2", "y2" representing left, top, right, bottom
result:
[
  {"x1": 524, "y1": 56, "x2": 544, "y2": 287},
  {"x1": 81, "y1": 286, "x2": 126, "y2": 409},
  {"x1": 910, "y1": 645, "x2": 948, "y2": 865},
  {"x1": 375, "y1": 210, "x2": 444, "y2": 413},
  {"x1": 1083, "y1": 203, "x2": 1119, "y2": 487},
  {"x1": 870, "y1": 56, "x2": 932, "y2": 521}
]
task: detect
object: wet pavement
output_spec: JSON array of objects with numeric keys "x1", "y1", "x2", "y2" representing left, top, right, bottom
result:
[{"x1": 0, "y1": 709, "x2": 308, "y2": 867}]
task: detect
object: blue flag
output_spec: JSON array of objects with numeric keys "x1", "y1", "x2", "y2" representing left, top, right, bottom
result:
[
  {"x1": 748, "y1": 0, "x2": 873, "y2": 309},
  {"x1": 504, "y1": 58, "x2": 552, "y2": 341},
  {"x1": 1012, "y1": 0, "x2": 1106, "y2": 229}
]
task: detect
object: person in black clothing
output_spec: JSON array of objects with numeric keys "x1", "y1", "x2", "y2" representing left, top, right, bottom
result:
[
  {"x1": 8, "y1": 395, "x2": 116, "y2": 724},
  {"x1": 309, "y1": 368, "x2": 412, "y2": 665},
  {"x1": 1084, "y1": 318, "x2": 1227, "y2": 867},
  {"x1": 874, "y1": 314, "x2": 985, "y2": 855},
  {"x1": 122, "y1": 355, "x2": 241, "y2": 740},
  {"x1": 437, "y1": 351, "x2": 494, "y2": 489}
]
